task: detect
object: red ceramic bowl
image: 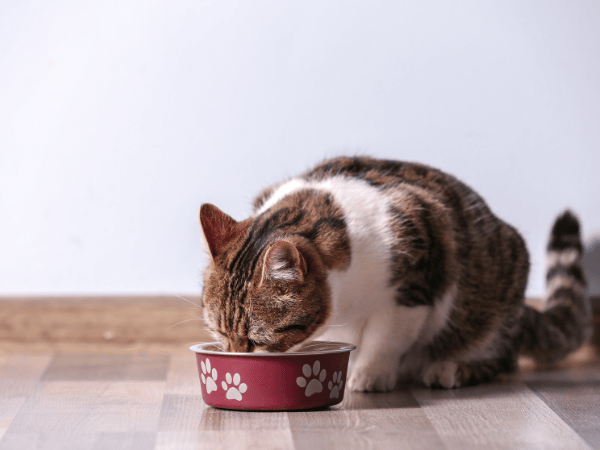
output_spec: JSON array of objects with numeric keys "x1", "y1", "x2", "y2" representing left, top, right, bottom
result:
[{"x1": 190, "y1": 341, "x2": 355, "y2": 411}]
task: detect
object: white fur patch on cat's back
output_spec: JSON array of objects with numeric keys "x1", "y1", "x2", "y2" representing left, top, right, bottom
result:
[
  {"x1": 317, "y1": 177, "x2": 393, "y2": 246},
  {"x1": 257, "y1": 176, "x2": 396, "y2": 318},
  {"x1": 257, "y1": 176, "x2": 394, "y2": 258},
  {"x1": 255, "y1": 178, "x2": 308, "y2": 216}
]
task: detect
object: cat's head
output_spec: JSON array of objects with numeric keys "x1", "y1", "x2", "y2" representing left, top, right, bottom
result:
[{"x1": 198, "y1": 203, "x2": 331, "y2": 353}]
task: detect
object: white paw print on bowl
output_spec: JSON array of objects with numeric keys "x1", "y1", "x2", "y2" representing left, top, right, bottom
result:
[
  {"x1": 200, "y1": 358, "x2": 218, "y2": 394},
  {"x1": 221, "y1": 372, "x2": 248, "y2": 401},
  {"x1": 296, "y1": 360, "x2": 327, "y2": 397},
  {"x1": 328, "y1": 371, "x2": 344, "y2": 399}
]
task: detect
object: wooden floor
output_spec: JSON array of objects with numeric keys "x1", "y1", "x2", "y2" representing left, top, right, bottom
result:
[
  {"x1": 1, "y1": 296, "x2": 599, "y2": 450},
  {"x1": 0, "y1": 348, "x2": 598, "y2": 450}
]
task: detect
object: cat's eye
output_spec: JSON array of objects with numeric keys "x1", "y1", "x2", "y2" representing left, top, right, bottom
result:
[
  {"x1": 248, "y1": 339, "x2": 268, "y2": 349},
  {"x1": 274, "y1": 324, "x2": 308, "y2": 333}
]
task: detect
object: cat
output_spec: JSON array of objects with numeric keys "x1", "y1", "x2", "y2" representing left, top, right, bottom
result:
[{"x1": 198, "y1": 156, "x2": 591, "y2": 391}]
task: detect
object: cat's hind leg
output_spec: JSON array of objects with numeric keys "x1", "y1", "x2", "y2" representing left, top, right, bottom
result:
[
  {"x1": 422, "y1": 356, "x2": 516, "y2": 389},
  {"x1": 422, "y1": 319, "x2": 519, "y2": 389}
]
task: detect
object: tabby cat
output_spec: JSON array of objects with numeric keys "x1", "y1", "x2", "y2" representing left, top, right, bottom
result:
[{"x1": 199, "y1": 156, "x2": 591, "y2": 391}]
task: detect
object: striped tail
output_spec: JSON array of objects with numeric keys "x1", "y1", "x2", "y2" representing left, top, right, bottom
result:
[{"x1": 520, "y1": 210, "x2": 592, "y2": 363}]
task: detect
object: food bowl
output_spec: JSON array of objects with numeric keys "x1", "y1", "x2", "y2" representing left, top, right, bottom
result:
[{"x1": 190, "y1": 341, "x2": 356, "y2": 411}]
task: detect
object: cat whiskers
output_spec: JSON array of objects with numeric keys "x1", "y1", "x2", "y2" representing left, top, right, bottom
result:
[
  {"x1": 165, "y1": 316, "x2": 204, "y2": 331},
  {"x1": 172, "y1": 294, "x2": 203, "y2": 310}
]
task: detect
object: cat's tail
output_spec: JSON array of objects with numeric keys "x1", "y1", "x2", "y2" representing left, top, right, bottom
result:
[{"x1": 519, "y1": 210, "x2": 592, "y2": 363}]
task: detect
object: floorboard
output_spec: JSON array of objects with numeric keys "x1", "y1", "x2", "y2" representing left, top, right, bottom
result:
[
  {"x1": 1, "y1": 296, "x2": 599, "y2": 449},
  {"x1": 1, "y1": 349, "x2": 599, "y2": 450}
]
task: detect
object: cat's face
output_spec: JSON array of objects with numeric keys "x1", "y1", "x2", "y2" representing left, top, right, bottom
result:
[{"x1": 199, "y1": 204, "x2": 331, "y2": 353}]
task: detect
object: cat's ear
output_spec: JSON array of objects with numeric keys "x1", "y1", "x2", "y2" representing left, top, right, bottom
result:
[
  {"x1": 199, "y1": 203, "x2": 245, "y2": 259},
  {"x1": 262, "y1": 240, "x2": 307, "y2": 285}
]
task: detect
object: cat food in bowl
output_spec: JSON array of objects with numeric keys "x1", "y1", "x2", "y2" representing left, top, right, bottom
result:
[{"x1": 190, "y1": 341, "x2": 356, "y2": 411}]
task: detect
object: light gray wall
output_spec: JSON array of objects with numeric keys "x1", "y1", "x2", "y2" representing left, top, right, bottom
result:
[{"x1": 1, "y1": 1, "x2": 599, "y2": 297}]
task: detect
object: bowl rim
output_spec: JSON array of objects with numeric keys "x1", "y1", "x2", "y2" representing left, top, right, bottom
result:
[{"x1": 189, "y1": 340, "x2": 356, "y2": 356}]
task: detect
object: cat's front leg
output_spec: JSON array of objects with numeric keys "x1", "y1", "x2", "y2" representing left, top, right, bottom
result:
[{"x1": 347, "y1": 305, "x2": 428, "y2": 392}]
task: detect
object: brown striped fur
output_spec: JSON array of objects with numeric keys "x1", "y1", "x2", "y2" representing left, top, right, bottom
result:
[
  {"x1": 200, "y1": 190, "x2": 350, "y2": 352},
  {"x1": 519, "y1": 210, "x2": 592, "y2": 363},
  {"x1": 199, "y1": 156, "x2": 591, "y2": 389}
]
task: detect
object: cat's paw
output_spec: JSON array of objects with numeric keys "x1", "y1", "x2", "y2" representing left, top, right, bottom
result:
[
  {"x1": 422, "y1": 361, "x2": 466, "y2": 389},
  {"x1": 347, "y1": 363, "x2": 397, "y2": 392}
]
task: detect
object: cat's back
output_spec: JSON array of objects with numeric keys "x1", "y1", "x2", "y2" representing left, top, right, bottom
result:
[
  {"x1": 252, "y1": 156, "x2": 527, "y2": 307},
  {"x1": 255, "y1": 156, "x2": 479, "y2": 217},
  {"x1": 252, "y1": 157, "x2": 403, "y2": 276}
]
